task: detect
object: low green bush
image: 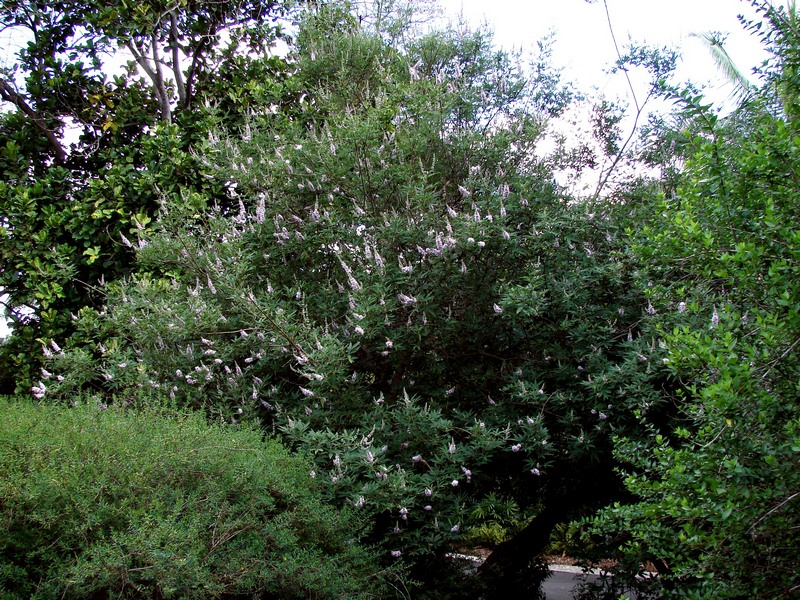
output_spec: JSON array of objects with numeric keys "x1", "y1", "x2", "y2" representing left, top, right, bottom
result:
[{"x1": 0, "y1": 397, "x2": 390, "y2": 599}]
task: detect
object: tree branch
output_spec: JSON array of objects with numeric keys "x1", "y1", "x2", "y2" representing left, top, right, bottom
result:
[
  {"x1": 602, "y1": 0, "x2": 640, "y2": 113},
  {"x1": 184, "y1": 35, "x2": 211, "y2": 110},
  {"x1": 125, "y1": 40, "x2": 156, "y2": 82},
  {"x1": 125, "y1": 38, "x2": 172, "y2": 123},
  {"x1": 591, "y1": 87, "x2": 655, "y2": 201},
  {"x1": 0, "y1": 78, "x2": 67, "y2": 164},
  {"x1": 151, "y1": 32, "x2": 172, "y2": 123},
  {"x1": 748, "y1": 491, "x2": 800, "y2": 534},
  {"x1": 170, "y1": 10, "x2": 187, "y2": 107}
]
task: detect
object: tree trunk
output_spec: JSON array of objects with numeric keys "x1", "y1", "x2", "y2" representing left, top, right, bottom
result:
[
  {"x1": 470, "y1": 463, "x2": 624, "y2": 598},
  {"x1": 472, "y1": 503, "x2": 568, "y2": 599}
]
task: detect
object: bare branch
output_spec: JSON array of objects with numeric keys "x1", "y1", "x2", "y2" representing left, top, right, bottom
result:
[
  {"x1": 591, "y1": 86, "x2": 655, "y2": 200},
  {"x1": 126, "y1": 38, "x2": 171, "y2": 123},
  {"x1": 602, "y1": 0, "x2": 640, "y2": 113},
  {"x1": 749, "y1": 491, "x2": 800, "y2": 534},
  {"x1": 125, "y1": 40, "x2": 157, "y2": 81}
]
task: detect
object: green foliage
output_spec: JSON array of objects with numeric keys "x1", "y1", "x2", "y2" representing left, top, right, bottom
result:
[
  {"x1": 0, "y1": 0, "x2": 299, "y2": 393},
  {"x1": 18, "y1": 1, "x2": 800, "y2": 597},
  {"x1": 0, "y1": 396, "x2": 390, "y2": 599},
  {"x1": 545, "y1": 521, "x2": 593, "y2": 559},
  {"x1": 35, "y1": 10, "x2": 671, "y2": 595},
  {"x1": 586, "y1": 3, "x2": 800, "y2": 597},
  {"x1": 462, "y1": 494, "x2": 529, "y2": 547}
]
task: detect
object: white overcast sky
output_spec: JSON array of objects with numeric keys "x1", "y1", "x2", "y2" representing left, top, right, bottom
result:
[
  {"x1": 437, "y1": 0, "x2": 770, "y2": 105},
  {"x1": 0, "y1": 1, "x2": 777, "y2": 104}
]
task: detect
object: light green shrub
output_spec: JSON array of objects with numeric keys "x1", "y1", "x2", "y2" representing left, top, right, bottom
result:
[{"x1": 0, "y1": 397, "x2": 391, "y2": 599}]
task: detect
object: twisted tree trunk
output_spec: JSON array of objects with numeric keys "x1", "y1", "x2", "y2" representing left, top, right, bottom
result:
[{"x1": 471, "y1": 465, "x2": 623, "y2": 598}]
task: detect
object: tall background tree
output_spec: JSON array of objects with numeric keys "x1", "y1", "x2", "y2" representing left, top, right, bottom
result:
[{"x1": 0, "y1": 0, "x2": 299, "y2": 392}]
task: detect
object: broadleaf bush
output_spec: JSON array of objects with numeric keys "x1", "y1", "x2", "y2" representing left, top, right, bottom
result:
[{"x1": 583, "y1": 3, "x2": 800, "y2": 597}]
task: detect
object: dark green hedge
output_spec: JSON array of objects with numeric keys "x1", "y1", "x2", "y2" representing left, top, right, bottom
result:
[{"x1": 0, "y1": 397, "x2": 389, "y2": 599}]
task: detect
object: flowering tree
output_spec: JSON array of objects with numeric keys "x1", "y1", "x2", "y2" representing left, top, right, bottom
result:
[{"x1": 39, "y1": 4, "x2": 673, "y2": 597}]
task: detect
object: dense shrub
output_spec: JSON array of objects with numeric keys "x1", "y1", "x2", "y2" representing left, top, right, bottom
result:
[
  {"x1": 585, "y1": 3, "x2": 800, "y2": 597},
  {"x1": 0, "y1": 397, "x2": 390, "y2": 599},
  {"x1": 37, "y1": 10, "x2": 669, "y2": 596}
]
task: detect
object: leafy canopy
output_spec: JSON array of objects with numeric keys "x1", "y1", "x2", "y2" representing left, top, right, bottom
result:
[
  {"x1": 586, "y1": 2, "x2": 800, "y2": 597},
  {"x1": 0, "y1": 0, "x2": 299, "y2": 392}
]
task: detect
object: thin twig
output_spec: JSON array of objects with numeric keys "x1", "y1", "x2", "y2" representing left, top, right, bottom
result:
[
  {"x1": 748, "y1": 491, "x2": 800, "y2": 533},
  {"x1": 761, "y1": 336, "x2": 800, "y2": 381},
  {"x1": 590, "y1": 1, "x2": 652, "y2": 200},
  {"x1": 698, "y1": 423, "x2": 727, "y2": 450},
  {"x1": 602, "y1": 0, "x2": 640, "y2": 113}
]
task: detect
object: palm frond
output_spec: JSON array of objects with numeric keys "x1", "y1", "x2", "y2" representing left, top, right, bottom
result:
[{"x1": 691, "y1": 31, "x2": 755, "y2": 105}]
